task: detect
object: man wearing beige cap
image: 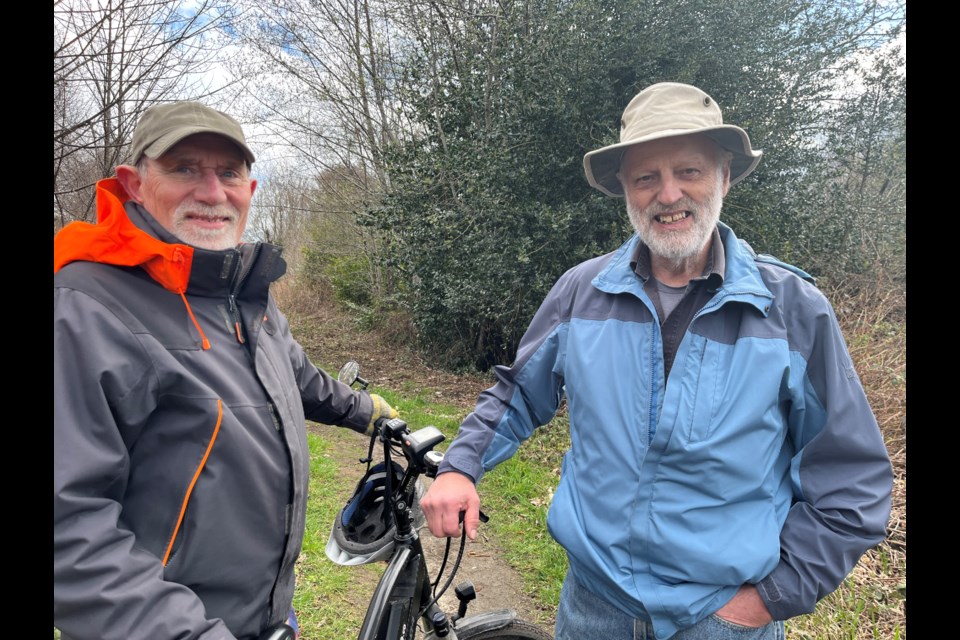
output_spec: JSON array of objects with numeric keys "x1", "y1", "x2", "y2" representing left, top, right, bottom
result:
[
  {"x1": 422, "y1": 83, "x2": 892, "y2": 639},
  {"x1": 54, "y1": 102, "x2": 399, "y2": 640}
]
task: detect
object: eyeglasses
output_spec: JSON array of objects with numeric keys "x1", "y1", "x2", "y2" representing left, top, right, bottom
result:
[{"x1": 150, "y1": 162, "x2": 251, "y2": 189}]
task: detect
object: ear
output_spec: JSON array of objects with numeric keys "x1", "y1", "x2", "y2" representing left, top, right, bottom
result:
[
  {"x1": 249, "y1": 178, "x2": 258, "y2": 198},
  {"x1": 720, "y1": 156, "x2": 732, "y2": 197},
  {"x1": 115, "y1": 165, "x2": 146, "y2": 203}
]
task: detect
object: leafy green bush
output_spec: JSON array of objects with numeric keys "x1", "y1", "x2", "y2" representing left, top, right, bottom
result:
[{"x1": 326, "y1": 255, "x2": 373, "y2": 307}]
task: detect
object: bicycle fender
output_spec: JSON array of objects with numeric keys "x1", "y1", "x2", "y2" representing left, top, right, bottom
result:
[{"x1": 453, "y1": 609, "x2": 521, "y2": 634}]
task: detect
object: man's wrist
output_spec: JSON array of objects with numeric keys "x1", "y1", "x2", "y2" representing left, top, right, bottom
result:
[{"x1": 714, "y1": 584, "x2": 773, "y2": 627}]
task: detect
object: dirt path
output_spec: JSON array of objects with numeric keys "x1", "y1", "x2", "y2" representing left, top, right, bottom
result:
[{"x1": 288, "y1": 298, "x2": 557, "y2": 634}]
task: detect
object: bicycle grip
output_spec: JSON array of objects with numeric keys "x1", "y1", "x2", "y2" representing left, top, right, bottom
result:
[{"x1": 458, "y1": 510, "x2": 490, "y2": 524}]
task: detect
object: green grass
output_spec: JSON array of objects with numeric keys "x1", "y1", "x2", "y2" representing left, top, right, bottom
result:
[
  {"x1": 292, "y1": 433, "x2": 382, "y2": 637},
  {"x1": 783, "y1": 575, "x2": 906, "y2": 640},
  {"x1": 297, "y1": 375, "x2": 569, "y2": 633}
]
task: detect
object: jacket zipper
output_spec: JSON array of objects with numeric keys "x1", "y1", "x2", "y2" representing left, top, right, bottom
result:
[{"x1": 226, "y1": 245, "x2": 262, "y2": 344}]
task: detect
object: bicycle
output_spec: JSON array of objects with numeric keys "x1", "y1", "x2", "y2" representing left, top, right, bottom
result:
[{"x1": 324, "y1": 361, "x2": 554, "y2": 640}]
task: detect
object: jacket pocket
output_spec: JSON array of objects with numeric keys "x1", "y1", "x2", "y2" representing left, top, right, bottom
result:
[{"x1": 677, "y1": 338, "x2": 722, "y2": 445}]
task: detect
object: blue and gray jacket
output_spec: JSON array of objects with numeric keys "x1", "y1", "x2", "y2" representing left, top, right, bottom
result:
[{"x1": 439, "y1": 223, "x2": 892, "y2": 639}]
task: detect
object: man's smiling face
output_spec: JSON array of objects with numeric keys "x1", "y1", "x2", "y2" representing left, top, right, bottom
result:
[
  {"x1": 120, "y1": 132, "x2": 257, "y2": 250},
  {"x1": 619, "y1": 133, "x2": 730, "y2": 262}
]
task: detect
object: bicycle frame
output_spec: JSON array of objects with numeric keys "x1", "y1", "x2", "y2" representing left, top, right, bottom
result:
[
  {"x1": 358, "y1": 536, "x2": 446, "y2": 639},
  {"x1": 334, "y1": 362, "x2": 549, "y2": 640},
  {"x1": 357, "y1": 423, "x2": 446, "y2": 639}
]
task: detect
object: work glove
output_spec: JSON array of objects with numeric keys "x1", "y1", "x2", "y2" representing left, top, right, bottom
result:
[{"x1": 367, "y1": 393, "x2": 399, "y2": 435}]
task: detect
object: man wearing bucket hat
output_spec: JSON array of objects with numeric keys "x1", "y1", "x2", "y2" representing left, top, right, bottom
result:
[
  {"x1": 54, "y1": 102, "x2": 399, "y2": 640},
  {"x1": 421, "y1": 83, "x2": 892, "y2": 639}
]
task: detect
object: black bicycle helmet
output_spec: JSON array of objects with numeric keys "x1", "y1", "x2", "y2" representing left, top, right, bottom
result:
[{"x1": 326, "y1": 461, "x2": 404, "y2": 565}]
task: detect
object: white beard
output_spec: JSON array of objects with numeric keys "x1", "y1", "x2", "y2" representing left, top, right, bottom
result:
[
  {"x1": 626, "y1": 175, "x2": 724, "y2": 263},
  {"x1": 172, "y1": 199, "x2": 242, "y2": 251}
]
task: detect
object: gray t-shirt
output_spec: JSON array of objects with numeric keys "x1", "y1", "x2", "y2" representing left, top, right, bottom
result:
[{"x1": 654, "y1": 278, "x2": 688, "y2": 321}]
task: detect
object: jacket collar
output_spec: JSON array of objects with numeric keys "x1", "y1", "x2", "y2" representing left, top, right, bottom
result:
[
  {"x1": 53, "y1": 178, "x2": 286, "y2": 297},
  {"x1": 54, "y1": 178, "x2": 195, "y2": 293},
  {"x1": 592, "y1": 222, "x2": 774, "y2": 315},
  {"x1": 629, "y1": 226, "x2": 725, "y2": 293}
]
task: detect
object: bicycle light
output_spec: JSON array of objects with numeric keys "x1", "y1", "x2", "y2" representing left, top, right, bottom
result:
[{"x1": 402, "y1": 426, "x2": 446, "y2": 469}]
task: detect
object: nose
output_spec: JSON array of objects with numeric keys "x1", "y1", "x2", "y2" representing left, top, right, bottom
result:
[
  {"x1": 193, "y1": 168, "x2": 228, "y2": 205},
  {"x1": 657, "y1": 174, "x2": 683, "y2": 206}
]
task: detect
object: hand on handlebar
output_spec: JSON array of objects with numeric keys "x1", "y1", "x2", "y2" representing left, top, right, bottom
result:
[
  {"x1": 366, "y1": 393, "x2": 399, "y2": 435},
  {"x1": 421, "y1": 471, "x2": 482, "y2": 540}
]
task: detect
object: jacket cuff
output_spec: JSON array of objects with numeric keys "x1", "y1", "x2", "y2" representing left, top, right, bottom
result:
[
  {"x1": 437, "y1": 454, "x2": 480, "y2": 484},
  {"x1": 755, "y1": 574, "x2": 791, "y2": 621},
  {"x1": 342, "y1": 390, "x2": 374, "y2": 434},
  {"x1": 435, "y1": 468, "x2": 478, "y2": 484}
]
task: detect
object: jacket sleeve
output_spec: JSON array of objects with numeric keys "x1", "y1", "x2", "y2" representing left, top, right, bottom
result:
[
  {"x1": 756, "y1": 284, "x2": 893, "y2": 620},
  {"x1": 54, "y1": 286, "x2": 236, "y2": 640},
  {"x1": 266, "y1": 297, "x2": 374, "y2": 433},
  {"x1": 439, "y1": 277, "x2": 568, "y2": 483}
]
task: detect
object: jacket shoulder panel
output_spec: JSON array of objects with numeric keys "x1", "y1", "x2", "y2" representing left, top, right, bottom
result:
[
  {"x1": 555, "y1": 246, "x2": 654, "y2": 325},
  {"x1": 56, "y1": 261, "x2": 200, "y2": 350},
  {"x1": 737, "y1": 237, "x2": 816, "y2": 284},
  {"x1": 753, "y1": 260, "x2": 836, "y2": 357}
]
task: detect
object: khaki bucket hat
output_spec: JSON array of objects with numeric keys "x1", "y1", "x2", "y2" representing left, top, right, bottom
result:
[
  {"x1": 128, "y1": 101, "x2": 256, "y2": 166},
  {"x1": 583, "y1": 83, "x2": 761, "y2": 197}
]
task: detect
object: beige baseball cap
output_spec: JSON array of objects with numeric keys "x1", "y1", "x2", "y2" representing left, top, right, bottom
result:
[
  {"x1": 128, "y1": 101, "x2": 256, "y2": 166},
  {"x1": 583, "y1": 83, "x2": 761, "y2": 197}
]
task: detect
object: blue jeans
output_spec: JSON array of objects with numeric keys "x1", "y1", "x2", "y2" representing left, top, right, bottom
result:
[{"x1": 554, "y1": 572, "x2": 786, "y2": 640}]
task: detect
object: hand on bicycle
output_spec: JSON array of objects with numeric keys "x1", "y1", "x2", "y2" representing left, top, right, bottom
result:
[
  {"x1": 366, "y1": 393, "x2": 399, "y2": 435},
  {"x1": 421, "y1": 471, "x2": 482, "y2": 540}
]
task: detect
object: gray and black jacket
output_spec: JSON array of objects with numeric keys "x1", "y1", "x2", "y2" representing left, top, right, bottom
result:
[{"x1": 54, "y1": 178, "x2": 373, "y2": 640}]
